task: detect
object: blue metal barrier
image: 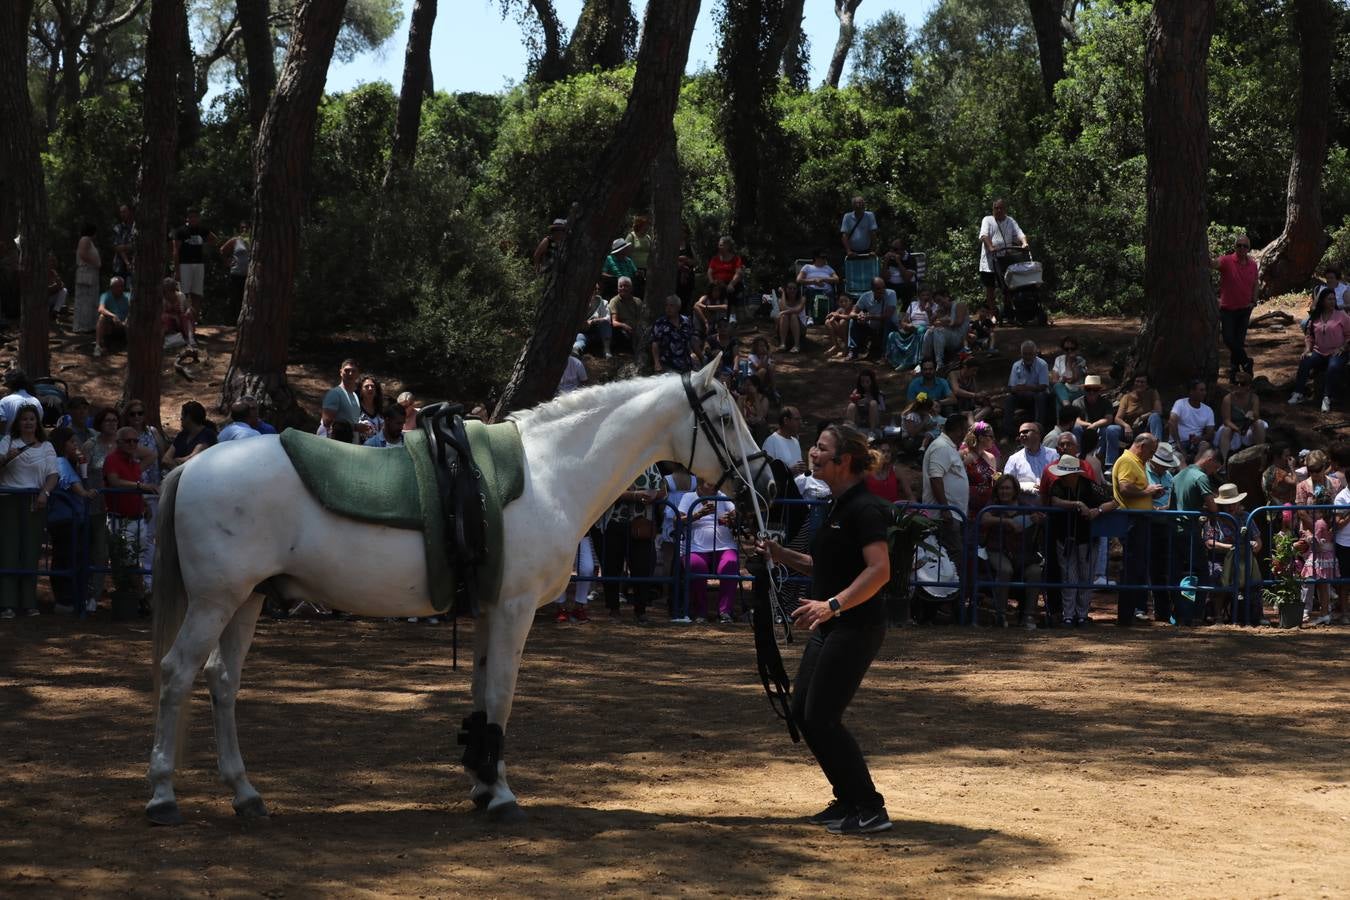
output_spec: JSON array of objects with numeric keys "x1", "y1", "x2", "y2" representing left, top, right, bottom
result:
[{"x1": 1243, "y1": 504, "x2": 1350, "y2": 623}]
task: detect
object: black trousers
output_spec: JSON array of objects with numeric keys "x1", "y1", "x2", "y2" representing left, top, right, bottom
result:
[
  {"x1": 1119, "y1": 519, "x2": 1151, "y2": 624},
  {"x1": 601, "y1": 520, "x2": 655, "y2": 616},
  {"x1": 790, "y1": 622, "x2": 886, "y2": 809},
  {"x1": 1220, "y1": 306, "x2": 1253, "y2": 374}
]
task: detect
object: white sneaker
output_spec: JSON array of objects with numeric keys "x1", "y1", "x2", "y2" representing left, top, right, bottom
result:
[
  {"x1": 728, "y1": 313, "x2": 737, "y2": 324},
  {"x1": 1288, "y1": 392, "x2": 1305, "y2": 404},
  {"x1": 93, "y1": 344, "x2": 104, "y2": 357},
  {"x1": 1322, "y1": 397, "x2": 1332, "y2": 413},
  {"x1": 1093, "y1": 575, "x2": 1108, "y2": 586}
]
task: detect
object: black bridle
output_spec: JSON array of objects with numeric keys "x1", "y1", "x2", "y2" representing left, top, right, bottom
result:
[{"x1": 680, "y1": 371, "x2": 772, "y2": 499}]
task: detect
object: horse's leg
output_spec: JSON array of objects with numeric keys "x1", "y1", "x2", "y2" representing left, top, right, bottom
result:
[
  {"x1": 466, "y1": 605, "x2": 494, "y2": 810},
  {"x1": 146, "y1": 604, "x2": 233, "y2": 825},
  {"x1": 203, "y1": 595, "x2": 267, "y2": 817},
  {"x1": 477, "y1": 595, "x2": 536, "y2": 821}
]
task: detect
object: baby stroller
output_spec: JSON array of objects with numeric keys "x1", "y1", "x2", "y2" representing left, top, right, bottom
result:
[
  {"x1": 911, "y1": 532, "x2": 964, "y2": 623},
  {"x1": 996, "y1": 247, "x2": 1048, "y2": 326}
]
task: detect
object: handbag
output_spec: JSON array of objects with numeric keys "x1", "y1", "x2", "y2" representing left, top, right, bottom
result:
[{"x1": 629, "y1": 513, "x2": 656, "y2": 541}]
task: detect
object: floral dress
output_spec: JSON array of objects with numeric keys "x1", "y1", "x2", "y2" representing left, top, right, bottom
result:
[{"x1": 962, "y1": 445, "x2": 996, "y2": 516}]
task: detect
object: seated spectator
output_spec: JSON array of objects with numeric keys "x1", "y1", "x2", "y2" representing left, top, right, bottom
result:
[
  {"x1": 980, "y1": 473, "x2": 1045, "y2": 629},
  {"x1": 951, "y1": 356, "x2": 993, "y2": 423},
  {"x1": 1003, "y1": 340, "x2": 1050, "y2": 438},
  {"x1": 881, "y1": 237, "x2": 918, "y2": 302},
  {"x1": 772, "y1": 281, "x2": 807, "y2": 352},
  {"x1": 1004, "y1": 421, "x2": 1058, "y2": 500},
  {"x1": 650, "y1": 295, "x2": 698, "y2": 374},
  {"x1": 1216, "y1": 371, "x2": 1267, "y2": 462},
  {"x1": 823, "y1": 294, "x2": 858, "y2": 358},
  {"x1": 329, "y1": 420, "x2": 355, "y2": 443},
  {"x1": 886, "y1": 290, "x2": 930, "y2": 372},
  {"x1": 737, "y1": 375, "x2": 771, "y2": 437},
  {"x1": 161, "y1": 401, "x2": 217, "y2": 470},
  {"x1": 1168, "y1": 378, "x2": 1216, "y2": 461},
  {"x1": 159, "y1": 277, "x2": 197, "y2": 349},
  {"x1": 678, "y1": 479, "x2": 739, "y2": 624},
  {"x1": 601, "y1": 237, "x2": 637, "y2": 298},
  {"x1": 1324, "y1": 265, "x2": 1347, "y2": 309},
  {"x1": 921, "y1": 289, "x2": 969, "y2": 370},
  {"x1": 894, "y1": 395, "x2": 943, "y2": 459},
  {"x1": 218, "y1": 401, "x2": 263, "y2": 442},
  {"x1": 1050, "y1": 335, "x2": 1087, "y2": 413},
  {"x1": 1044, "y1": 403, "x2": 1083, "y2": 452},
  {"x1": 1046, "y1": 455, "x2": 1113, "y2": 626},
  {"x1": 0, "y1": 369, "x2": 42, "y2": 433},
  {"x1": 0, "y1": 406, "x2": 60, "y2": 618},
  {"x1": 906, "y1": 358, "x2": 956, "y2": 409},
  {"x1": 746, "y1": 336, "x2": 778, "y2": 400},
  {"x1": 845, "y1": 368, "x2": 886, "y2": 431},
  {"x1": 704, "y1": 317, "x2": 739, "y2": 377},
  {"x1": 365, "y1": 402, "x2": 407, "y2": 447},
  {"x1": 676, "y1": 226, "x2": 698, "y2": 310},
  {"x1": 706, "y1": 236, "x2": 747, "y2": 313},
  {"x1": 583, "y1": 282, "x2": 614, "y2": 358},
  {"x1": 796, "y1": 249, "x2": 840, "y2": 323},
  {"x1": 965, "y1": 304, "x2": 996, "y2": 353},
  {"x1": 961, "y1": 422, "x2": 999, "y2": 516},
  {"x1": 1074, "y1": 375, "x2": 1114, "y2": 459},
  {"x1": 1104, "y1": 372, "x2": 1164, "y2": 466},
  {"x1": 849, "y1": 277, "x2": 897, "y2": 360},
  {"x1": 558, "y1": 338, "x2": 589, "y2": 394},
  {"x1": 240, "y1": 396, "x2": 277, "y2": 435},
  {"x1": 693, "y1": 281, "x2": 731, "y2": 338},
  {"x1": 46, "y1": 426, "x2": 96, "y2": 614},
  {"x1": 1289, "y1": 285, "x2": 1350, "y2": 412},
  {"x1": 93, "y1": 276, "x2": 131, "y2": 357},
  {"x1": 608, "y1": 276, "x2": 643, "y2": 354},
  {"x1": 865, "y1": 434, "x2": 915, "y2": 503}
]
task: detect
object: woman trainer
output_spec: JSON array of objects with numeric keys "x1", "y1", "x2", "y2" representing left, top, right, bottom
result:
[{"x1": 758, "y1": 422, "x2": 893, "y2": 835}]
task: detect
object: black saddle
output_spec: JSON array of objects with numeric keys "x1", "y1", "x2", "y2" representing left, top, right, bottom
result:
[{"x1": 419, "y1": 402, "x2": 487, "y2": 613}]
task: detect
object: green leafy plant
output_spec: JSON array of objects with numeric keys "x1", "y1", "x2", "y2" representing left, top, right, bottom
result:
[{"x1": 1267, "y1": 529, "x2": 1303, "y2": 609}]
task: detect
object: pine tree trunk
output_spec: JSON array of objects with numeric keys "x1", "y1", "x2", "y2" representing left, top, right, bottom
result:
[
  {"x1": 383, "y1": 0, "x2": 437, "y2": 190},
  {"x1": 221, "y1": 0, "x2": 349, "y2": 423},
  {"x1": 237, "y1": 0, "x2": 276, "y2": 133},
  {"x1": 1128, "y1": 0, "x2": 1217, "y2": 395},
  {"x1": 529, "y1": 0, "x2": 566, "y2": 82},
  {"x1": 0, "y1": 0, "x2": 53, "y2": 379},
  {"x1": 824, "y1": 0, "x2": 862, "y2": 90},
  {"x1": 779, "y1": 0, "x2": 806, "y2": 81},
  {"x1": 494, "y1": 0, "x2": 701, "y2": 416},
  {"x1": 123, "y1": 0, "x2": 186, "y2": 425},
  {"x1": 1257, "y1": 0, "x2": 1333, "y2": 298},
  {"x1": 647, "y1": 127, "x2": 681, "y2": 312},
  {"x1": 1026, "y1": 0, "x2": 1066, "y2": 105}
]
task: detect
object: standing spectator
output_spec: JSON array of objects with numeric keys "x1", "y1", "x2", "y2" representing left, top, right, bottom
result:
[
  {"x1": 161, "y1": 401, "x2": 217, "y2": 470},
  {"x1": 0, "y1": 370, "x2": 42, "y2": 432},
  {"x1": 1288, "y1": 285, "x2": 1350, "y2": 412},
  {"x1": 602, "y1": 237, "x2": 638, "y2": 300},
  {"x1": 532, "y1": 218, "x2": 568, "y2": 275},
  {"x1": 47, "y1": 252, "x2": 67, "y2": 324},
  {"x1": 845, "y1": 368, "x2": 885, "y2": 431},
  {"x1": 961, "y1": 422, "x2": 999, "y2": 516},
  {"x1": 1331, "y1": 471, "x2": 1350, "y2": 625},
  {"x1": 1111, "y1": 433, "x2": 1164, "y2": 626},
  {"x1": 58, "y1": 396, "x2": 94, "y2": 445},
  {"x1": 1003, "y1": 340, "x2": 1050, "y2": 438},
  {"x1": 73, "y1": 222, "x2": 101, "y2": 334},
  {"x1": 763, "y1": 407, "x2": 806, "y2": 475},
  {"x1": 797, "y1": 249, "x2": 840, "y2": 323},
  {"x1": 980, "y1": 473, "x2": 1045, "y2": 629},
  {"x1": 365, "y1": 403, "x2": 407, "y2": 447},
  {"x1": 125, "y1": 399, "x2": 166, "y2": 589},
  {"x1": 582, "y1": 282, "x2": 614, "y2": 358},
  {"x1": 601, "y1": 465, "x2": 666, "y2": 624},
  {"x1": 922, "y1": 413, "x2": 970, "y2": 595},
  {"x1": 1050, "y1": 335, "x2": 1087, "y2": 414},
  {"x1": 650, "y1": 295, "x2": 698, "y2": 374},
  {"x1": 172, "y1": 208, "x2": 217, "y2": 313},
  {"x1": 881, "y1": 237, "x2": 918, "y2": 302},
  {"x1": 1167, "y1": 378, "x2": 1216, "y2": 461},
  {"x1": 320, "y1": 359, "x2": 363, "y2": 441},
  {"x1": 1047, "y1": 455, "x2": 1112, "y2": 626},
  {"x1": 1207, "y1": 233, "x2": 1259, "y2": 380},
  {"x1": 111, "y1": 203, "x2": 136, "y2": 282},
  {"x1": 93, "y1": 277, "x2": 131, "y2": 357},
  {"x1": 1004, "y1": 422, "x2": 1059, "y2": 497},
  {"x1": 0, "y1": 407, "x2": 59, "y2": 617},
  {"x1": 706, "y1": 236, "x2": 747, "y2": 313},
  {"x1": 557, "y1": 338, "x2": 589, "y2": 394},
  {"x1": 608, "y1": 276, "x2": 644, "y2": 355},
  {"x1": 1104, "y1": 372, "x2": 1164, "y2": 466},
  {"x1": 1216, "y1": 371, "x2": 1267, "y2": 462},
  {"x1": 678, "y1": 479, "x2": 740, "y2": 623},
  {"x1": 839, "y1": 195, "x2": 879, "y2": 258},
  {"x1": 626, "y1": 214, "x2": 652, "y2": 297},
  {"x1": 773, "y1": 280, "x2": 807, "y2": 352},
  {"x1": 978, "y1": 198, "x2": 1028, "y2": 313},
  {"x1": 219, "y1": 221, "x2": 250, "y2": 319},
  {"x1": 82, "y1": 406, "x2": 123, "y2": 600},
  {"x1": 356, "y1": 376, "x2": 385, "y2": 438},
  {"x1": 159, "y1": 277, "x2": 198, "y2": 349},
  {"x1": 1204, "y1": 484, "x2": 1263, "y2": 625},
  {"x1": 102, "y1": 426, "x2": 157, "y2": 597},
  {"x1": 46, "y1": 426, "x2": 96, "y2": 614},
  {"x1": 1171, "y1": 449, "x2": 1222, "y2": 625},
  {"x1": 218, "y1": 401, "x2": 263, "y2": 442},
  {"x1": 1144, "y1": 441, "x2": 1181, "y2": 616}
]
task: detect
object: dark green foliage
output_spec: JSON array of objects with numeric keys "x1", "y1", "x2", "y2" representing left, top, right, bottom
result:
[{"x1": 849, "y1": 10, "x2": 913, "y2": 104}]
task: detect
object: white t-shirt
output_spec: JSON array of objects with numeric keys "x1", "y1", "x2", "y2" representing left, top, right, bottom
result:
[
  {"x1": 0, "y1": 436, "x2": 59, "y2": 489},
  {"x1": 840, "y1": 211, "x2": 878, "y2": 253},
  {"x1": 795, "y1": 473, "x2": 831, "y2": 500},
  {"x1": 1170, "y1": 399, "x2": 1215, "y2": 442},
  {"x1": 1335, "y1": 486, "x2": 1350, "y2": 547},
  {"x1": 978, "y1": 214, "x2": 1025, "y2": 272},
  {"x1": 0, "y1": 390, "x2": 42, "y2": 429},
  {"x1": 798, "y1": 263, "x2": 837, "y2": 291},
  {"x1": 762, "y1": 431, "x2": 803, "y2": 470},
  {"x1": 678, "y1": 492, "x2": 736, "y2": 554},
  {"x1": 922, "y1": 433, "x2": 969, "y2": 514},
  {"x1": 905, "y1": 300, "x2": 930, "y2": 327},
  {"x1": 557, "y1": 355, "x2": 587, "y2": 394}
]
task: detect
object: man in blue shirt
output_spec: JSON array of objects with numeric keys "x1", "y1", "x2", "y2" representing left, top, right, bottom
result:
[
  {"x1": 1003, "y1": 339, "x2": 1050, "y2": 438},
  {"x1": 93, "y1": 277, "x2": 131, "y2": 357},
  {"x1": 839, "y1": 196, "x2": 878, "y2": 257},
  {"x1": 906, "y1": 358, "x2": 956, "y2": 409},
  {"x1": 848, "y1": 278, "x2": 896, "y2": 360}
]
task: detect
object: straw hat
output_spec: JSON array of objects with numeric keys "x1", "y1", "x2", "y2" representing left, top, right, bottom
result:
[
  {"x1": 1083, "y1": 374, "x2": 1103, "y2": 388},
  {"x1": 1049, "y1": 455, "x2": 1083, "y2": 477},
  {"x1": 1152, "y1": 442, "x2": 1179, "y2": 469},
  {"x1": 610, "y1": 238, "x2": 632, "y2": 253},
  {"x1": 1213, "y1": 483, "x2": 1248, "y2": 505}
]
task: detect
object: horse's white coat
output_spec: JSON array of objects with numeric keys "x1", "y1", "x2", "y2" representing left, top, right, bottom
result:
[{"x1": 146, "y1": 357, "x2": 770, "y2": 821}]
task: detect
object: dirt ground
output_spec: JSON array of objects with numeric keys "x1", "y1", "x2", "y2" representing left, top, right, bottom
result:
[{"x1": 2, "y1": 613, "x2": 1348, "y2": 898}]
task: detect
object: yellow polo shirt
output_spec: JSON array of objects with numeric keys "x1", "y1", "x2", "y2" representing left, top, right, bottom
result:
[{"x1": 1112, "y1": 449, "x2": 1152, "y2": 510}]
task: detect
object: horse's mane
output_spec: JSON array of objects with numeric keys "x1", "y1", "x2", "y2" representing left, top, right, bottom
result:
[{"x1": 511, "y1": 371, "x2": 681, "y2": 428}]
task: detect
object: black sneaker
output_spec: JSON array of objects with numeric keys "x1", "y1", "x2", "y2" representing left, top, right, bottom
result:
[
  {"x1": 807, "y1": 799, "x2": 853, "y2": 827},
  {"x1": 828, "y1": 806, "x2": 893, "y2": 835}
]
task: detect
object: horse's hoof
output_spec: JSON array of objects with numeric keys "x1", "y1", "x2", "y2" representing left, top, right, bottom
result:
[
  {"x1": 486, "y1": 800, "x2": 527, "y2": 824},
  {"x1": 233, "y1": 795, "x2": 269, "y2": 819},
  {"x1": 146, "y1": 800, "x2": 184, "y2": 826},
  {"x1": 470, "y1": 792, "x2": 492, "y2": 812}
]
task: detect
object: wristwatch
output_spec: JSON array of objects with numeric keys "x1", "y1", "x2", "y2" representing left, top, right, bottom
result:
[{"x1": 827, "y1": 597, "x2": 842, "y2": 616}]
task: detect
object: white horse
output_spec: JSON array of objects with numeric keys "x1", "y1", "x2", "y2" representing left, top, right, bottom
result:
[{"x1": 146, "y1": 356, "x2": 772, "y2": 825}]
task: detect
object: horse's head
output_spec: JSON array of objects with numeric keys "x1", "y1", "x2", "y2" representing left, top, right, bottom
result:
[{"x1": 679, "y1": 355, "x2": 776, "y2": 530}]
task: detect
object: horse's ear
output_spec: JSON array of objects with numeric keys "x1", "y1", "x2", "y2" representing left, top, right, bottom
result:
[{"x1": 695, "y1": 353, "x2": 721, "y2": 391}]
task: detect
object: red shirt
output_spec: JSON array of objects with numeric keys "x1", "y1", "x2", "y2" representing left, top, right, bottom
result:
[
  {"x1": 708, "y1": 254, "x2": 743, "y2": 285},
  {"x1": 1217, "y1": 253, "x2": 1258, "y2": 311},
  {"x1": 103, "y1": 450, "x2": 145, "y2": 517},
  {"x1": 865, "y1": 468, "x2": 900, "y2": 503}
]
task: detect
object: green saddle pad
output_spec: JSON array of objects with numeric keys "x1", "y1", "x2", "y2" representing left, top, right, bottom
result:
[{"x1": 279, "y1": 422, "x2": 525, "y2": 613}]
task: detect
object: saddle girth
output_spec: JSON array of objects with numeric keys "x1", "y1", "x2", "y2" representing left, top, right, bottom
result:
[{"x1": 420, "y1": 402, "x2": 487, "y2": 616}]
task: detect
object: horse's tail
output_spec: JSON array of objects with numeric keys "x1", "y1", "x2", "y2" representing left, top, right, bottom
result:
[{"x1": 151, "y1": 464, "x2": 189, "y2": 759}]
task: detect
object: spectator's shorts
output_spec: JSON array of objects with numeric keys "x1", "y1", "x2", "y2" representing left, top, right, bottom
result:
[{"x1": 179, "y1": 263, "x2": 205, "y2": 296}]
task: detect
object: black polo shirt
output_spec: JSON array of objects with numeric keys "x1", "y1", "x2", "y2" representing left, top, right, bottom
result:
[{"x1": 810, "y1": 479, "x2": 892, "y2": 631}]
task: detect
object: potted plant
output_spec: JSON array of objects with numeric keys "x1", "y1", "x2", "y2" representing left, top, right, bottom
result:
[
  {"x1": 1267, "y1": 530, "x2": 1304, "y2": 629},
  {"x1": 108, "y1": 526, "x2": 145, "y2": 621}
]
